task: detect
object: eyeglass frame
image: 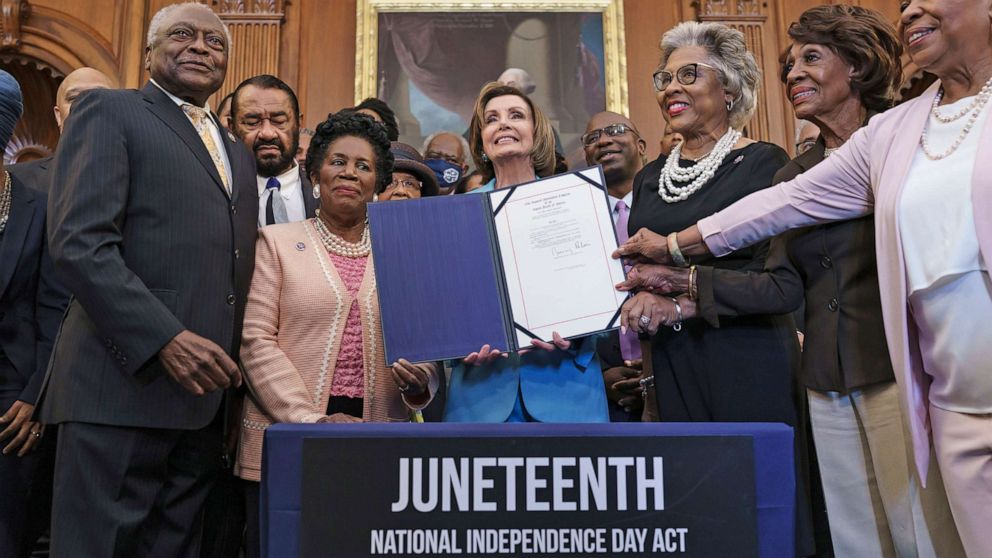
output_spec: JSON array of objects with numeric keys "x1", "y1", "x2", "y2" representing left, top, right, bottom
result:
[
  {"x1": 385, "y1": 177, "x2": 423, "y2": 191},
  {"x1": 652, "y1": 62, "x2": 721, "y2": 92},
  {"x1": 581, "y1": 123, "x2": 641, "y2": 147}
]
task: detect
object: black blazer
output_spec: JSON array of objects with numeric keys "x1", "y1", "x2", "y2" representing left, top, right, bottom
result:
[
  {"x1": 41, "y1": 83, "x2": 259, "y2": 429},
  {"x1": 771, "y1": 138, "x2": 893, "y2": 392},
  {"x1": 0, "y1": 164, "x2": 69, "y2": 404},
  {"x1": 697, "y1": 137, "x2": 894, "y2": 393}
]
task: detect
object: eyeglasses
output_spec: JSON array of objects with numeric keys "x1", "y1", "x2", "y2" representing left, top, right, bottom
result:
[
  {"x1": 653, "y1": 62, "x2": 719, "y2": 92},
  {"x1": 581, "y1": 123, "x2": 640, "y2": 147},
  {"x1": 796, "y1": 138, "x2": 817, "y2": 156},
  {"x1": 386, "y1": 178, "x2": 422, "y2": 191}
]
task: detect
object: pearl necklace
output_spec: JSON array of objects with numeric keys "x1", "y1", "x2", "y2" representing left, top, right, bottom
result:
[
  {"x1": 930, "y1": 76, "x2": 992, "y2": 123},
  {"x1": 313, "y1": 217, "x2": 371, "y2": 257},
  {"x1": 658, "y1": 127, "x2": 742, "y2": 203},
  {"x1": 920, "y1": 77, "x2": 992, "y2": 161},
  {"x1": 0, "y1": 171, "x2": 11, "y2": 235}
]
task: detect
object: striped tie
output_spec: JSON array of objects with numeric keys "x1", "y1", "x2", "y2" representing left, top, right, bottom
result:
[{"x1": 182, "y1": 104, "x2": 230, "y2": 194}]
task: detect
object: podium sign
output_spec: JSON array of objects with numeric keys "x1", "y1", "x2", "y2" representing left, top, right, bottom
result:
[{"x1": 298, "y1": 431, "x2": 758, "y2": 557}]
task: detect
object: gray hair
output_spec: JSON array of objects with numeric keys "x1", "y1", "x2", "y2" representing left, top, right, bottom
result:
[
  {"x1": 659, "y1": 21, "x2": 759, "y2": 130},
  {"x1": 421, "y1": 131, "x2": 470, "y2": 165},
  {"x1": 146, "y1": 2, "x2": 232, "y2": 52}
]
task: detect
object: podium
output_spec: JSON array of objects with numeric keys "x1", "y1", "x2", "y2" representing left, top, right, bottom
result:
[{"x1": 262, "y1": 423, "x2": 795, "y2": 558}]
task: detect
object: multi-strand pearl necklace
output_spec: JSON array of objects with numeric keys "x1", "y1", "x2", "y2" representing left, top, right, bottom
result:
[
  {"x1": 658, "y1": 127, "x2": 742, "y2": 203},
  {"x1": 313, "y1": 217, "x2": 371, "y2": 257},
  {"x1": 920, "y1": 75, "x2": 992, "y2": 161},
  {"x1": 0, "y1": 171, "x2": 11, "y2": 235}
]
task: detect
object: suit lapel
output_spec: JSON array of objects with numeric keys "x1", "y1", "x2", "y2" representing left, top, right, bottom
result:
[
  {"x1": 140, "y1": 83, "x2": 228, "y2": 198},
  {"x1": 0, "y1": 175, "x2": 38, "y2": 298},
  {"x1": 300, "y1": 166, "x2": 319, "y2": 218}
]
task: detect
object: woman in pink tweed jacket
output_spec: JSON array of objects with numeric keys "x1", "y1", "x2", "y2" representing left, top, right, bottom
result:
[
  {"x1": 235, "y1": 111, "x2": 438, "y2": 558},
  {"x1": 616, "y1": 1, "x2": 992, "y2": 553}
]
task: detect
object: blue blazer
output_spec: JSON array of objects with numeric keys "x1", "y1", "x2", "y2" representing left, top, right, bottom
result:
[
  {"x1": 443, "y1": 335, "x2": 609, "y2": 423},
  {"x1": 0, "y1": 161, "x2": 69, "y2": 405}
]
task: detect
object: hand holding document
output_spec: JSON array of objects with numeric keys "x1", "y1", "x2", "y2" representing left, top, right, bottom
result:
[
  {"x1": 490, "y1": 167, "x2": 626, "y2": 347},
  {"x1": 368, "y1": 166, "x2": 625, "y2": 363}
]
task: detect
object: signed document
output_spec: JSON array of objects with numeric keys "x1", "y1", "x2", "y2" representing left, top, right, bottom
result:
[{"x1": 490, "y1": 167, "x2": 626, "y2": 345}]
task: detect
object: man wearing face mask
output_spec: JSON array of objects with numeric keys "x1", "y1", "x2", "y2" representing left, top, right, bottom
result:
[
  {"x1": 421, "y1": 131, "x2": 469, "y2": 194},
  {"x1": 230, "y1": 74, "x2": 318, "y2": 227}
]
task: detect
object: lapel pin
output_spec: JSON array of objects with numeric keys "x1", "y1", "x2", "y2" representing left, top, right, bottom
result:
[{"x1": 733, "y1": 155, "x2": 744, "y2": 164}]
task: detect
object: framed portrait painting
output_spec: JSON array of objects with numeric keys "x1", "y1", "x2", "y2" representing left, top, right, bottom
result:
[{"x1": 356, "y1": 0, "x2": 628, "y2": 167}]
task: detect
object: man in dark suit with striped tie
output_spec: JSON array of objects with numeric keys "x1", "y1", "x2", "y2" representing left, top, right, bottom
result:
[
  {"x1": 42, "y1": 4, "x2": 258, "y2": 557},
  {"x1": 230, "y1": 74, "x2": 318, "y2": 228}
]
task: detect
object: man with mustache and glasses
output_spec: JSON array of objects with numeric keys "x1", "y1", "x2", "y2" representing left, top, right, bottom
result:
[
  {"x1": 581, "y1": 111, "x2": 648, "y2": 422},
  {"x1": 230, "y1": 74, "x2": 318, "y2": 228}
]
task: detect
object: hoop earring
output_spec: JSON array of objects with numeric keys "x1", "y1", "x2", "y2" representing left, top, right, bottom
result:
[
  {"x1": 726, "y1": 99, "x2": 735, "y2": 112},
  {"x1": 312, "y1": 185, "x2": 320, "y2": 199}
]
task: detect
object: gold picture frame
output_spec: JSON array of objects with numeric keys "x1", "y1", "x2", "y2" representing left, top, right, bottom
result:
[{"x1": 355, "y1": 0, "x2": 628, "y2": 150}]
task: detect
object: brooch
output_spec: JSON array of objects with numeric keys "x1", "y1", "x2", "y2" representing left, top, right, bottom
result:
[
  {"x1": 296, "y1": 242, "x2": 306, "y2": 251},
  {"x1": 733, "y1": 155, "x2": 744, "y2": 165}
]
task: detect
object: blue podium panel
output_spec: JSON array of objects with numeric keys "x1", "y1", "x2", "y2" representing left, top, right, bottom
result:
[{"x1": 262, "y1": 423, "x2": 795, "y2": 558}]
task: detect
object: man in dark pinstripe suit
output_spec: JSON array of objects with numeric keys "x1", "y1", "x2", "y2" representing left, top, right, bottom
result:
[{"x1": 41, "y1": 4, "x2": 258, "y2": 557}]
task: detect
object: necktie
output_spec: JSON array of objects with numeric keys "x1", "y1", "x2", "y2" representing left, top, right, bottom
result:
[
  {"x1": 182, "y1": 104, "x2": 231, "y2": 194},
  {"x1": 615, "y1": 199, "x2": 642, "y2": 361},
  {"x1": 265, "y1": 177, "x2": 289, "y2": 225}
]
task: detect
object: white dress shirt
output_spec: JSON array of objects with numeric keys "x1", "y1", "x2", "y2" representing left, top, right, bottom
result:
[
  {"x1": 899, "y1": 94, "x2": 992, "y2": 413},
  {"x1": 257, "y1": 162, "x2": 306, "y2": 228}
]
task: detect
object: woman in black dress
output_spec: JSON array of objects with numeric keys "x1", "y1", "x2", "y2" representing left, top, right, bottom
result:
[{"x1": 615, "y1": 21, "x2": 814, "y2": 555}]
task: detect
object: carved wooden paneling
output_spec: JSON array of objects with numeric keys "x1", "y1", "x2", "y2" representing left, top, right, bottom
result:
[
  {"x1": 0, "y1": 0, "x2": 30, "y2": 50},
  {"x1": 212, "y1": 0, "x2": 285, "y2": 106},
  {"x1": 693, "y1": 0, "x2": 790, "y2": 149}
]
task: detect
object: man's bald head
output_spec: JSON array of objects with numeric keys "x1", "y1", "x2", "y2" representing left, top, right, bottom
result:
[
  {"x1": 497, "y1": 68, "x2": 536, "y2": 95},
  {"x1": 55, "y1": 67, "x2": 115, "y2": 132}
]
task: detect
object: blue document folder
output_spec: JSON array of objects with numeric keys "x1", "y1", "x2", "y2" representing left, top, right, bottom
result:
[
  {"x1": 368, "y1": 167, "x2": 624, "y2": 364},
  {"x1": 369, "y1": 194, "x2": 512, "y2": 363}
]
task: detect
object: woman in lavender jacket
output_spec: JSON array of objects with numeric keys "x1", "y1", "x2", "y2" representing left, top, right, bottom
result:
[{"x1": 615, "y1": 1, "x2": 992, "y2": 553}]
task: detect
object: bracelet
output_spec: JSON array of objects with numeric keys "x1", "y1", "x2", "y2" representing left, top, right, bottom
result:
[
  {"x1": 667, "y1": 232, "x2": 689, "y2": 267},
  {"x1": 639, "y1": 375, "x2": 655, "y2": 400},
  {"x1": 688, "y1": 265, "x2": 698, "y2": 300},
  {"x1": 670, "y1": 297, "x2": 683, "y2": 332}
]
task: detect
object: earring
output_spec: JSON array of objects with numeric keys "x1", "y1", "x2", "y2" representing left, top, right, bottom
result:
[
  {"x1": 312, "y1": 184, "x2": 320, "y2": 199},
  {"x1": 481, "y1": 153, "x2": 489, "y2": 163},
  {"x1": 726, "y1": 99, "x2": 735, "y2": 112}
]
